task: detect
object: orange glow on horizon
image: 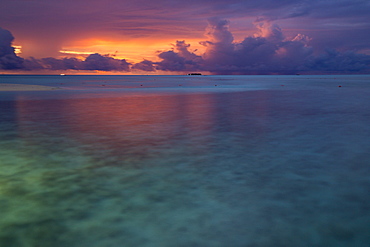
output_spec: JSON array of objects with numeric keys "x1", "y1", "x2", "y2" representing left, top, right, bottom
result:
[
  {"x1": 60, "y1": 38, "x2": 205, "y2": 63},
  {"x1": 10, "y1": 37, "x2": 206, "y2": 74}
]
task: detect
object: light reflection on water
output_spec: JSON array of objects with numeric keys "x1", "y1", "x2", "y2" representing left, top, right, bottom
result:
[{"x1": 0, "y1": 87, "x2": 369, "y2": 246}]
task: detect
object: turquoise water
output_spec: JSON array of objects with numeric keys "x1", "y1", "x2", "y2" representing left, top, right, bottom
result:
[{"x1": 0, "y1": 75, "x2": 369, "y2": 246}]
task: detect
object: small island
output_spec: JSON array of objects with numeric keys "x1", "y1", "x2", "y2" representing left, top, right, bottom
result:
[{"x1": 187, "y1": 73, "x2": 202, "y2": 75}]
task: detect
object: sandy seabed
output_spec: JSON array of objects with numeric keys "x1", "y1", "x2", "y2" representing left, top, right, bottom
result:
[{"x1": 0, "y1": 84, "x2": 60, "y2": 91}]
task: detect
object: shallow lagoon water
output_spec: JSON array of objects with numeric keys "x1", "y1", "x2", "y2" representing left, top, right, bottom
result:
[{"x1": 0, "y1": 75, "x2": 369, "y2": 246}]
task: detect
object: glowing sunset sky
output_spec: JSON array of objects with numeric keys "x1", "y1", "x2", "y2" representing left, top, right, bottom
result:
[{"x1": 0, "y1": 0, "x2": 369, "y2": 74}]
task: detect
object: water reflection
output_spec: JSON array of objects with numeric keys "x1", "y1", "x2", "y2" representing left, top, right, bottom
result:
[
  {"x1": 14, "y1": 91, "x2": 273, "y2": 168},
  {"x1": 1, "y1": 90, "x2": 368, "y2": 246}
]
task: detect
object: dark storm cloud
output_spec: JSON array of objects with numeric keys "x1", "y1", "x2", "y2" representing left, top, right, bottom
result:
[{"x1": 0, "y1": 27, "x2": 24, "y2": 69}]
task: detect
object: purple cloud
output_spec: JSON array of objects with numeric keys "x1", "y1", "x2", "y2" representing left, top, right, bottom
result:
[
  {"x1": 154, "y1": 19, "x2": 370, "y2": 74},
  {"x1": 308, "y1": 49, "x2": 370, "y2": 72},
  {"x1": 131, "y1": 60, "x2": 155, "y2": 71},
  {"x1": 156, "y1": 41, "x2": 203, "y2": 71},
  {"x1": 0, "y1": 27, "x2": 24, "y2": 69},
  {"x1": 82, "y1": 53, "x2": 130, "y2": 71},
  {"x1": 40, "y1": 57, "x2": 82, "y2": 70}
]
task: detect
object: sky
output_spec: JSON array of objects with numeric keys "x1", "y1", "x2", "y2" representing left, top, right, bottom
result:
[{"x1": 1, "y1": 0, "x2": 370, "y2": 74}]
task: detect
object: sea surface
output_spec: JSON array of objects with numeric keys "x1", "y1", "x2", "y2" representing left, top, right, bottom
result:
[{"x1": 0, "y1": 75, "x2": 369, "y2": 247}]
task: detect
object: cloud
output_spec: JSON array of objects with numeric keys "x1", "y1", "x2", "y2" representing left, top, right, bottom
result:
[
  {"x1": 155, "y1": 50, "x2": 188, "y2": 71},
  {"x1": 2, "y1": 0, "x2": 369, "y2": 58},
  {"x1": 26, "y1": 54, "x2": 131, "y2": 71},
  {"x1": 0, "y1": 27, "x2": 131, "y2": 72},
  {"x1": 1, "y1": 20, "x2": 369, "y2": 74},
  {"x1": 200, "y1": 18, "x2": 235, "y2": 66},
  {"x1": 40, "y1": 57, "x2": 82, "y2": 70},
  {"x1": 82, "y1": 53, "x2": 130, "y2": 71},
  {"x1": 156, "y1": 41, "x2": 203, "y2": 71},
  {"x1": 0, "y1": 27, "x2": 24, "y2": 69},
  {"x1": 308, "y1": 49, "x2": 370, "y2": 72},
  {"x1": 0, "y1": 27, "x2": 15, "y2": 56},
  {"x1": 0, "y1": 28, "x2": 132, "y2": 72},
  {"x1": 131, "y1": 59, "x2": 155, "y2": 71},
  {"x1": 202, "y1": 19, "x2": 318, "y2": 73},
  {"x1": 154, "y1": 19, "x2": 370, "y2": 74},
  {"x1": 154, "y1": 19, "x2": 315, "y2": 74}
]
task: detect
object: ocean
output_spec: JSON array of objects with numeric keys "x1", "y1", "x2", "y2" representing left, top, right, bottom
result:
[{"x1": 0, "y1": 75, "x2": 369, "y2": 246}]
